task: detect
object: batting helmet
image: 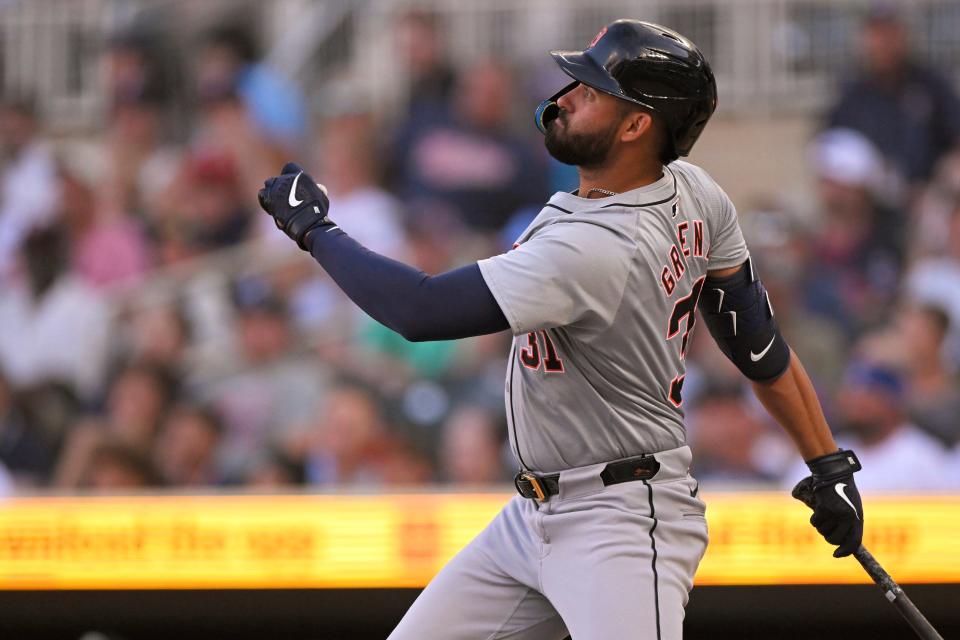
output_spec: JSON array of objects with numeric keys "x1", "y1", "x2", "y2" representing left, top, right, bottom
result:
[{"x1": 535, "y1": 19, "x2": 717, "y2": 161}]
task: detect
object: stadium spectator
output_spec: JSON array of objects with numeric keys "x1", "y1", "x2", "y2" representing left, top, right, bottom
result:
[
  {"x1": 802, "y1": 129, "x2": 903, "y2": 334},
  {"x1": 393, "y1": 9, "x2": 457, "y2": 116},
  {"x1": 53, "y1": 361, "x2": 177, "y2": 488},
  {"x1": 123, "y1": 302, "x2": 192, "y2": 374},
  {"x1": 198, "y1": 279, "x2": 329, "y2": 480},
  {"x1": 0, "y1": 461, "x2": 11, "y2": 496},
  {"x1": 784, "y1": 360, "x2": 951, "y2": 491},
  {"x1": 905, "y1": 161, "x2": 960, "y2": 365},
  {"x1": 60, "y1": 166, "x2": 149, "y2": 290},
  {"x1": 276, "y1": 107, "x2": 410, "y2": 334},
  {"x1": 0, "y1": 95, "x2": 60, "y2": 282},
  {"x1": 177, "y1": 150, "x2": 254, "y2": 253},
  {"x1": 0, "y1": 374, "x2": 24, "y2": 481},
  {"x1": 739, "y1": 206, "x2": 848, "y2": 388},
  {"x1": 0, "y1": 383, "x2": 83, "y2": 487},
  {"x1": 352, "y1": 212, "x2": 476, "y2": 384},
  {"x1": 104, "y1": 361, "x2": 179, "y2": 451},
  {"x1": 438, "y1": 404, "x2": 508, "y2": 484},
  {"x1": 315, "y1": 110, "x2": 406, "y2": 258},
  {"x1": 103, "y1": 92, "x2": 179, "y2": 222},
  {"x1": 154, "y1": 403, "x2": 223, "y2": 486},
  {"x1": 824, "y1": 6, "x2": 960, "y2": 194},
  {"x1": 0, "y1": 381, "x2": 79, "y2": 487},
  {"x1": 3, "y1": 4, "x2": 960, "y2": 498},
  {"x1": 196, "y1": 22, "x2": 307, "y2": 150},
  {"x1": 0, "y1": 373, "x2": 44, "y2": 488},
  {"x1": 81, "y1": 440, "x2": 162, "y2": 492},
  {"x1": 244, "y1": 449, "x2": 306, "y2": 488},
  {"x1": 191, "y1": 83, "x2": 285, "y2": 220},
  {"x1": 102, "y1": 27, "x2": 178, "y2": 122},
  {"x1": 387, "y1": 59, "x2": 549, "y2": 232},
  {"x1": 301, "y1": 380, "x2": 430, "y2": 486},
  {"x1": 895, "y1": 304, "x2": 960, "y2": 447},
  {"x1": 152, "y1": 148, "x2": 257, "y2": 265},
  {"x1": 688, "y1": 390, "x2": 784, "y2": 484},
  {"x1": 0, "y1": 228, "x2": 112, "y2": 399}
]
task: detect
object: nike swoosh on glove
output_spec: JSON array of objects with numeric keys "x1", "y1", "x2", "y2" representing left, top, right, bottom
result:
[
  {"x1": 257, "y1": 162, "x2": 334, "y2": 251},
  {"x1": 792, "y1": 449, "x2": 864, "y2": 558}
]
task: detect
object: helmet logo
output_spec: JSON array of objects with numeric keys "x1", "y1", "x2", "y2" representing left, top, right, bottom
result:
[{"x1": 588, "y1": 26, "x2": 607, "y2": 48}]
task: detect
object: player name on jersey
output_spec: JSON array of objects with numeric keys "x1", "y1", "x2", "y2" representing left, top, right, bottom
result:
[{"x1": 660, "y1": 215, "x2": 706, "y2": 297}]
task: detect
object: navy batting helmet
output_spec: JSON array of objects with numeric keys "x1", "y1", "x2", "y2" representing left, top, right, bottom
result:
[{"x1": 535, "y1": 19, "x2": 717, "y2": 161}]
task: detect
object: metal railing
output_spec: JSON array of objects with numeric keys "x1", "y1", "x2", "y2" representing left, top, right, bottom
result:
[
  {"x1": 355, "y1": 0, "x2": 960, "y2": 115},
  {"x1": 2, "y1": 0, "x2": 959, "y2": 129}
]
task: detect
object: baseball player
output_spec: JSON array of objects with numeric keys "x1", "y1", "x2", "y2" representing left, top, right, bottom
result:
[{"x1": 258, "y1": 20, "x2": 865, "y2": 640}]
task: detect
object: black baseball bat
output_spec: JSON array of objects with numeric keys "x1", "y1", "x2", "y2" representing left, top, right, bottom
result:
[{"x1": 792, "y1": 482, "x2": 944, "y2": 640}]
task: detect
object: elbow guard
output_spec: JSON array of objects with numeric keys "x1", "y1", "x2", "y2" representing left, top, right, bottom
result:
[{"x1": 697, "y1": 258, "x2": 791, "y2": 382}]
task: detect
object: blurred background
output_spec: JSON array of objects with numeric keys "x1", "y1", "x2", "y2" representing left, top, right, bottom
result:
[{"x1": 0, "y1": 0, "x2": 958, "y2": 638}]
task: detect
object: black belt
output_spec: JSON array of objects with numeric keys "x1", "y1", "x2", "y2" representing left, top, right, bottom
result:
[{"x1": 514, "y1": 454, "x2": 661, "y2": 501}]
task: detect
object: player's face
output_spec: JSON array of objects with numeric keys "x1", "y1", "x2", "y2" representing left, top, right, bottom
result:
[{"x1": 544, "y1": 83, "x2": 624, "y2": 169}]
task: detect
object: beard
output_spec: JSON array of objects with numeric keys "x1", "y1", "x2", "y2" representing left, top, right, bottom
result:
[{"x1": 544, "y1": 113, "x2": 620, "y2": 168}]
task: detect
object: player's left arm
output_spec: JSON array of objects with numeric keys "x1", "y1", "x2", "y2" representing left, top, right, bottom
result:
[
  {"x1": 257, "y1": 163, "x2": 509, "y2": 341},
  {"x1": 700, "y1": 261, "x2": 865, "y2": 558}
]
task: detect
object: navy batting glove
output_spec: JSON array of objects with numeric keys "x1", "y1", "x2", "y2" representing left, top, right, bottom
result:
[
  {"x1": 792, "y1": 449, "x2": 864, "y2": 558},
  {"x1": 257, "y1": 162, "x2": 335, "y2": 250}
]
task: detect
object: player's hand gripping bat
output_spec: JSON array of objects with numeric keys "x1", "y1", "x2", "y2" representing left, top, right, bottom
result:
[{"x1": 792, "y1": 480, "x2": 944, "y2": 640}]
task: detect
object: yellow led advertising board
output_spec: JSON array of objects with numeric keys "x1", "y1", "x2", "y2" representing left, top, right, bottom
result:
[{"x1": 0, "y1": 492, "x2": 957, "y2": 590}]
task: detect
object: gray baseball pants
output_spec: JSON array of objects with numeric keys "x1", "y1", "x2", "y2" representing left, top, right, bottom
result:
[{"x1": 388, "y1": 445, "x2": 708, "y2": 640}]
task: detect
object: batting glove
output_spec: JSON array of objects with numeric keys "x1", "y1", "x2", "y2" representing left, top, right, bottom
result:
[
  {"x1": 257, "y1": 162, "x2": 335, "y2": 251},
  {"x1": 792, "y1": 449, "x2": 864, "y2": 558}
]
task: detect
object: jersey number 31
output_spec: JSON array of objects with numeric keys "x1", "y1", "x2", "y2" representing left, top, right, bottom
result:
[{"x1": 519, "y1": 330, "x2": 565, "y2": 373}]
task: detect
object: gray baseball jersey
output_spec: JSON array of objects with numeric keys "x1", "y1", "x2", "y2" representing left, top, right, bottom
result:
[
  {"x1": 389, "y1": 161, "x2": 743, "y2": 640},
  {"x1": 478, "y1": 161, "x2": 749, "y2": 472}
]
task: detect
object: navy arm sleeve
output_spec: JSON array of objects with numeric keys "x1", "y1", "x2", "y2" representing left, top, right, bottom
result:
[{"x1": 307, "y1": 228, "x2": 510, "y2": 341}]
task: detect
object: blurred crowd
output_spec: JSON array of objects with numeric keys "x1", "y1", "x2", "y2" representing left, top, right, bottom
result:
[{"x1": 0, "y1": 8, "x2": 957, "y2": 495}]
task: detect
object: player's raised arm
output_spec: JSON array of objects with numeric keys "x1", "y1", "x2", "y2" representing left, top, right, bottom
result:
[
  {"x1": 699, "y1": 260, "x2": 865, "y2": 558},
  {"x1": 257, "y1": 162, "x2": 509, "y2": 341}
]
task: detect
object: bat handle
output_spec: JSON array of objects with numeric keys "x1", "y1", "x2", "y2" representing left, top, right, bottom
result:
[{"x1": 854, "y1": 546, "x2": 944, "y2": 640}]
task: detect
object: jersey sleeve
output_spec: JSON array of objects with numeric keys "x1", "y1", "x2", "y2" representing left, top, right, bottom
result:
[
  {"x1": 477, "y1": 219, "x2": 635, "y2": 336},
  {"x1": 706, "y1": 183, "x2": 749, "y2": 271}
]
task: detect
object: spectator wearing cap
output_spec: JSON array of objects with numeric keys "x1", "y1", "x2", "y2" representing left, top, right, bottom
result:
[
  {"x1": 183, "y1": 150, "x2": 253, "y2": 249},
  {"x1": 198, "y1": 278, "x2": 329, "y2": 480},
  {"x1": 784, "y1": 360, "x2": 951, "y2": 491},
  {"x1": 156, "y1": 150, "x2": 254, "y2": 264},
  {"x1": 824, "y1": 6, "x2": 960, "y2": 194},
  {"x1": 802, "y1": 129, "x2": 904, "y2": 335}
]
